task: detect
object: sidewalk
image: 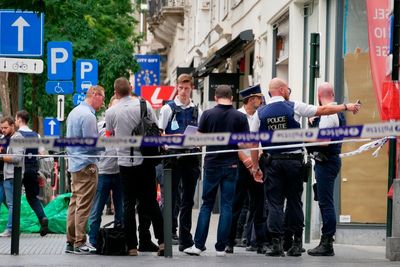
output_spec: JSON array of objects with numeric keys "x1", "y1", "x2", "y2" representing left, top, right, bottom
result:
[{"x1": 0, "y1": 212, "x2": 397, "y2": 267}]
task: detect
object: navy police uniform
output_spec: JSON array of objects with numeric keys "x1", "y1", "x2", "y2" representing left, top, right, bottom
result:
[
  {"x1": 158, "y1": 98, "x2": 201, "y2": 251},
  {"x1": 227, "y1": 85, "x2": 266, "y2": 252},
  {"x1": 250, "y1": 96, "x2": 317, "y2": 256},
  {"x1": 310, "y1": 111, "x2": 345, "y2": 236}
]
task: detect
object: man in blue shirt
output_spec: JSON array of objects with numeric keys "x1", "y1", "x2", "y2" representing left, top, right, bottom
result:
[
  {"x1": 65, "y1": 85, "x2": 105, "y2": 255},
  {"x1": 184, "y1": 85, "x2": 249, "y2": 257}
]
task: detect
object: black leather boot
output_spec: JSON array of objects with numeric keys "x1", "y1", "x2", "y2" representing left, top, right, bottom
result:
[
  {"x1": 286, "y1": 236, "x2": 302, "y2": 256},
  {"x1": 307, "y1": 235, "x2": 335, "y2": 256},
  {"x1": 265, "y1": 237, "x2": 285, "y2": 257}
]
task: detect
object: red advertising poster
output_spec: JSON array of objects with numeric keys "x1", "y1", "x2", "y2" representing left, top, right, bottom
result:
[
  {"x1": 366, "y1": 0, "x2": 391, "y2": 119},
  {"x1": 141, "y1": 85, "x2": 176, "y2": 109}
]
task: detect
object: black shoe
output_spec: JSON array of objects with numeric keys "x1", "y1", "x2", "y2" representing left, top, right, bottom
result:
[
  {"x1": 172, "y1": 233, "x2": 179, "y2": 245},
  {"x1": 225, "y1": 245, "x2": 234, "y2": 254},
  {"x1": 286, "y1": 237, "x2": 302, "y2": 257},
  {"x1": 265, "y1": 238, "x2": 285, "y2": 257},
  {"x1": 65, "y1": 242, "x2": 74, "y2": 254},
  {"x1": 257, "y1": 245, "x2": 267, "y2": 254},
  {"x1": 245, "y1": 245, "x2": 258, "y2": 252},
  {"x1": 40, "y1": 217, "x2": 49, "y2": 237},
  {"x1": 139, "y1": 241, "x2": 159, "y2": 252},
  {"x1": 307, "y1": 235, "x2": 335, "y2": 256}
]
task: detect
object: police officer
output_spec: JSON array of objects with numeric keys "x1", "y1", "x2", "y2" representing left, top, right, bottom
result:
[
  {"x1": 226, "y1": 84, "x2": 266, "y2": 254},
  {"x1": 158, "y1": 73, "x2": 202, "y2": 252},
  {"x1": 307, "y1": 82, "x2": 350, "y2": 256},
  {"x1": 249, "y1": 78, "x2": 360, "y2": 257}
]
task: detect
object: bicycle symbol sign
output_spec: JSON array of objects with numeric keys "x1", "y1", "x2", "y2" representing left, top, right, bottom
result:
[{"x1": 45, "y1": 81, "x2": 73, "y2": 95}]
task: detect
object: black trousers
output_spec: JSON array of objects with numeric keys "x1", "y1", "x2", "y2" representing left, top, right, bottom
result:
[
  {"x1": 165, "y1": 154, "x2": 200, "y2": 247},
  {"x1": 120, "y1": 161, "x2": 164, "y2": 250},
  {"x1": 228, "y1": 162, "x2": 265, "y2": 247},
  {"x1": 264, "y1": 158, "x2": 304, "y2": 237},
  {"x1": 23, "y1": 166, "x2": 46, "y2": 221}
]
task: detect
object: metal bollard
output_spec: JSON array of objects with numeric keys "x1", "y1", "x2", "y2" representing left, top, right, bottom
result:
[
  {"x1": 11, "y1": 167, "x2": 22, "y2": 255},
  {"x1": 392, "y1": 179, "x2": 400, "y2": 237},
  {"x1": 163, "y1": 168, "x2": 173, "y2": 257}
]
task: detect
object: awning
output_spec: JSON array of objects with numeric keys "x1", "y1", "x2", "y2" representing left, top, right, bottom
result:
[{"x1": 193, "y1": 29, "x2": 254, "y2": 78}]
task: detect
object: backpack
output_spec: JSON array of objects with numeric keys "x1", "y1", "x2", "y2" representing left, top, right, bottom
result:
[{"x1": 131, "y1": 98, "x2": 162, "y2": 166}]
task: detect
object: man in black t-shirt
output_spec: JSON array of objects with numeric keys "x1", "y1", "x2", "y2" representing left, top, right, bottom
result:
[{"x1": 184, "y1": 85, "x2": 249, "y2": 257}]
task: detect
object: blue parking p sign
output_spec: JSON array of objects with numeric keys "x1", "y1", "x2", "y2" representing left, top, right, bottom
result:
[
  {"x1": 0, "y1": 10, "x2": 44, "y2": 57},
  {"x1": 47, "y1": 41, "x2": 73, "y2": 80},
  {"x1": 43, "y1": 117, "x2": 60, "y2": 137},
  {"x1": 76, "y1": 59, "x2": 98, "y2": 93}
]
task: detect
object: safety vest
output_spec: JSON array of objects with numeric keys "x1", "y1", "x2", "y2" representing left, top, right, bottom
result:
[
  {"x1": 258, "y1": 101, "x2": 301, "y2": 154},
  {"x1": 165, "y1": 101, "x2": 198, "y2": 134},
  {"x1": 310, "y1": 112, "x2": 346, "y2": 155},
  {"x1": 19, "y1": 130, "x2": 39, "y2": 167}
]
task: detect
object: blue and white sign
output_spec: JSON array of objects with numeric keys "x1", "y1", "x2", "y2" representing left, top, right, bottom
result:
[
  {"x1": 45, "y1": 81, "x2": 74, "y2": 95},
  {"x1": 47, "y1": 41, "x2": 73, "y2": 80},
  {"x1": 43, "y1": 117, "x2": 60, "y2": 137},
  {"x1": 134, "y1": 54, "x2": 160, "y2": 95},
  {"x1": 76, "y1": 59, "x2": 98, "y2": 93},
  {"x1": 0, "y1": 10, "x2": 44, "y2": 57},
  {"x1": 73, "y1": 93, "x2": 86, "y2": 106}
]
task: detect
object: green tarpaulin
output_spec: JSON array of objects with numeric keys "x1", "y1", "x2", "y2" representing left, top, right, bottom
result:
[{"x1": 0, "y1": 193, "x2": 71, "y2": 234}]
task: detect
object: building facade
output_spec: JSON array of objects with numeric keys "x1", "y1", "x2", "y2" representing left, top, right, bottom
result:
[{"x1": 144, "y1": 0, "x2": 389, "y2": 245}]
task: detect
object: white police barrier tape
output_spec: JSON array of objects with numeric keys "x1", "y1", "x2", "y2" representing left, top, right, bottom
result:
[
  {"x1": 340, "y1": 137, "x2": 388, "y2": 158},
  {"x1": 2, "y1": 121, "x2": 399, "y2": 149}
]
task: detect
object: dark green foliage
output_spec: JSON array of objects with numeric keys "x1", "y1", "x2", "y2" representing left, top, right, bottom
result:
[{"x1": 2, "y1": 0, "x2": 142, "y2": 117}]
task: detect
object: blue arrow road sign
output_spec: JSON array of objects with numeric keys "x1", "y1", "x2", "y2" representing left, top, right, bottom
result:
[
  {"x1": 0, "y1": 10, "x2": 44, "y2": 57},
  {"x1": 43, "y1": 117, "x2": 60, "y2": 137},
  {"x1": 46, "y1": 81, "x2": 74, "y2": 95},
  {"x1": 47, "y1": 41, "x2": 73, "y2": 80},
  {"x1": 73, "y1": 93, "x2": 86, "y2": 106},
  {"x1": 76, "y1": 59, "x2": 98, "y2": 93}
]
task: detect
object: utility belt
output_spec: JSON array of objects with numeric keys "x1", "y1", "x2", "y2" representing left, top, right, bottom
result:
[
  {"x1": 265, "y1": 153, "x2": 304, "y2": 161},
  {"x1": 312, "y1": 151, "x2": 339, "y2": 162},
  {"x1": 166, "y1": 148, "x2": 200, "y2": 155},
  {"x1": 264, "y1": 152, "x2": 311, "y2": 183}
]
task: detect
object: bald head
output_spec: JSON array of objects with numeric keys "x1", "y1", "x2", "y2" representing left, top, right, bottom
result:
[
  {"x1": 317, "y1": 82, "x2": 334, "y2": 105},
  {"x1": 269, "y1": 78, "x2": 290, "y2": 100}
]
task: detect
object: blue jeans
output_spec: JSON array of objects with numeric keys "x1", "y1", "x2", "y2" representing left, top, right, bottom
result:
[
  {"x1": 3, "y1": 179, "x2": 13, "y2": 230},
  {"x1": 194, "y1": 165, "x2": 237, "y2": 252},
  {"x1": 88, "y1": 173, "x2": 124, "y2": 245},
  {"x1": 314, "y1": 155, "x2": 341, "y2": 236}
]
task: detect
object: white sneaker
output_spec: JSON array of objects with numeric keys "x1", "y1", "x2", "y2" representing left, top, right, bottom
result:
[
  {"x1": 74, "y1": 242, "x2": 97, "y2": 255},
  {"x1": 183, "y1": 245, "x2": 202, "y2": 256},
  {"x1": 216, "y1": 251, "x2": 226, "y2": 257},
  {"x1": 0, "y1": 229, "x2": 11, "y2": 237}
]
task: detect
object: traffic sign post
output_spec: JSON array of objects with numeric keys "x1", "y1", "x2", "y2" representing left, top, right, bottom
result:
[
  {"x1": 0, "y1": 57, "x2": 43, "y2": 74},
  {"x1": 73, "y1": 93, "x2": 86, "y2": 106},
  {"x1": 0, "y1": 10, "x2": 44, "y2": 57},
  {"x1": 47, "y1": 41, "x2": 73, "y2": 80},
  {"x1": 141, "y1": 85, "x2": 176, "y2": 108},
  {"x1": 45, "y1": 81, "x2": 73, "y2": 94},
  {"x1": 76, "y1": 59, "x2": 98, "y2": 93},
  {"x1": 57, "y1": 95, "x2": 65, "y2": 121},
  {"x1": 43, "y1": 117, "x2": 60, "y2": 137}
]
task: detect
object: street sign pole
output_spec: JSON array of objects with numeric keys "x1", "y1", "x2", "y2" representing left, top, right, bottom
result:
[
  {"x1": 18, "y1": 73, "x2": 23, "y2": 110},
  {"x1": 59, "y1": 121, "x2": 65, "y2": 194}
]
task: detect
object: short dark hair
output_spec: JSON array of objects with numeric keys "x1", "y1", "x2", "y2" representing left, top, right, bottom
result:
[
  {"x1": 215, "y1": 85, "x2": 232, "y2": 99},
  {"x1": 1, "y1": 116, "x2": 15, "y2": 125},
  {"x1": 16, "y1": 110, "x2": 30, "y2": 124},
  {"x1": 114, "y1": 77, "x2": 131, "y2": 97}
]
